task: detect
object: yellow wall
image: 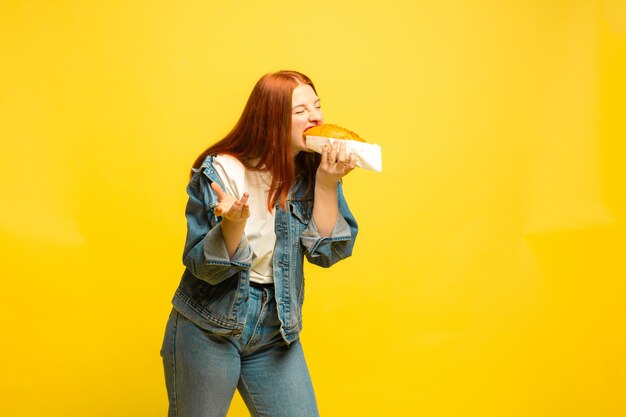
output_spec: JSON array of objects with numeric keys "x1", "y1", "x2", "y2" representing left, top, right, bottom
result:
[{"x1": 1, "y1": 1, "x2": 625, "y2": 416}]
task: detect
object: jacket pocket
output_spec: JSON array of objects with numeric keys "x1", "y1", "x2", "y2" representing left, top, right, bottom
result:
[
  {"x1": 288, "y1": 199, "x2": 312, "y2": 225},
  {"x1": 179, "y1": 271, "x2": 239, "y2": 320}
]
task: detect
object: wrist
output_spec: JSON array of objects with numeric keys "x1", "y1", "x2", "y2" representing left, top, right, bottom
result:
[
  {"x1": 315, "y1": 179, "x2": 338, "y2": 192},
  {"x1": 220, "y1": 217, "x2": 248, "y2": 227},
  {"x1": 315, "y1": 171, "x2": 339, "y2": 190}
]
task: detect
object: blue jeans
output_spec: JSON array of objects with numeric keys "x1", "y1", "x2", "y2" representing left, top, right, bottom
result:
[{"x1": 160, "y1": 285, "x2": 319, "y2": 417}]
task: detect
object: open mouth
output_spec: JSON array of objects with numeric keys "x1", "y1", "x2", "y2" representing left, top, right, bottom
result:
[{"x1": 303, "y1": 125, "x2": 317, "y2": 136}]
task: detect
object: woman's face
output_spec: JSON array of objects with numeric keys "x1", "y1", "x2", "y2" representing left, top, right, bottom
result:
[{"x1": 290, "y1": 84, "x2": 322, "y2": 156}]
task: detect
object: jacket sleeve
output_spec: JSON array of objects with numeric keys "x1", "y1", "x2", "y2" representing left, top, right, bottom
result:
[
  {"x1": 181, "y1": 172, "x2": 252, "y2": 285},
  {"x1": 300, "y1": 182, "x2": 358, "y2": 268}
]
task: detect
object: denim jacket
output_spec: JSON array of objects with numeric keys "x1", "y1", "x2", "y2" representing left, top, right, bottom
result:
[{"x1": 171, "y1": 155, "x2": 358, "y2": 344}]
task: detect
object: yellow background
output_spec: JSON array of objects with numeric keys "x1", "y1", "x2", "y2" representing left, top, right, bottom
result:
[{"x1": 1, "y1": 1, "x2": 625, "y2": 416}]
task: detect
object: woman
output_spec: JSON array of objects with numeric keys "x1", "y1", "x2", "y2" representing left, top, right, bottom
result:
[{"x1": 161, "y1": 70, "x2": 358, "y2": 417}]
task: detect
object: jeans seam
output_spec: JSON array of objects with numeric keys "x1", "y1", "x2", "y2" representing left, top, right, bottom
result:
[
  {"x1": 171, "y1": 311, "x2": 179, "y2": 417},
  {"x1": 239, "y1": 376, "x2": 261, "y2": 417},
  {"x1": 241, "y1": 290, "x2": 268, "y2": 354}
]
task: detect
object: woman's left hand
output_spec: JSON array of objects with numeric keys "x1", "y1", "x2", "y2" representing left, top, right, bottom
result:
[{"x1": 316, "y1": 141, "x2": 357, "y2": 188}]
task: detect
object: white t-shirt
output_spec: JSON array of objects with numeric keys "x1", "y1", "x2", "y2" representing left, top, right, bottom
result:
[{"x1": 212, "y1": 154, "x2": 276, "y2": 284}]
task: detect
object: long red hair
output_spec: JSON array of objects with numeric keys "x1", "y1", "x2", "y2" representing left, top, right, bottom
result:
[{"x1": 191, "y1": 70, "x2": 321, "y2": 209}]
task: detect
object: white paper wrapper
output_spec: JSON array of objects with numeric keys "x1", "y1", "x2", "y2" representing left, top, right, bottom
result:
[{"x1": 305, "y1": 136, "x2": 383, "y2": 172}]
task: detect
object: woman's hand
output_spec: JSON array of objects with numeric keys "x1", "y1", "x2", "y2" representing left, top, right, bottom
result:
[
  {"x1": 210, "y1": 182, "x2": 250, "y2": 223},
  {"x1": 210, "y1": 182, "x2": 249, "y2": 257},
  {"x1": 315, "y1": 141, "x2": 357, "y2": 189}
]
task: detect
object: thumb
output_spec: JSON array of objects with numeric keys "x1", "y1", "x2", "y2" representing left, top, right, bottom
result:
[{"x1": 210, "y1": 181, "x2": 225, "y2": 199}]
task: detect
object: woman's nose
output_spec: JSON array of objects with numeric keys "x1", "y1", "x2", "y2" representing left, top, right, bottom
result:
[{"x1": 308, "y1": 108, "x2": 322, "y2": 122}]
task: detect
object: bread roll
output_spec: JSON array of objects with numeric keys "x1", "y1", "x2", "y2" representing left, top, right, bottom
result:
[{"x1": 304, "y1": 124, "x2": 366, "y2": 142}]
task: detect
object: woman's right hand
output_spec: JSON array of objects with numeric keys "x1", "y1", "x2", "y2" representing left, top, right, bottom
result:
[
  {"x1": 210, "y1": 182, "x2": 250, "y2": 223},
  {"x1": 315, "y1": 141, "x2": 357, "y2": 189}
]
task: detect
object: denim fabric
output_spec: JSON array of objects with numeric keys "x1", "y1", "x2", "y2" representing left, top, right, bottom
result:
[
  {"x1": 161, "y1": 285, "x2": 320, "y2": 417},
  {"x1": 171, "y1": 155, "x2": 358, "y2": 344}
]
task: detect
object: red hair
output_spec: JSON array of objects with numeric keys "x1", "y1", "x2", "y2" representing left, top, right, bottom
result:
[{"x1": 191, "y1": 70, "x2": 321, "y2": 209}]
